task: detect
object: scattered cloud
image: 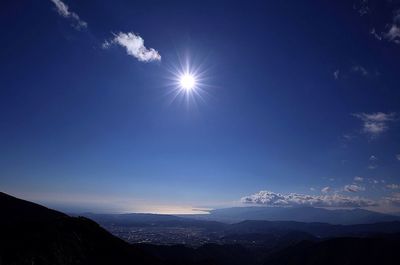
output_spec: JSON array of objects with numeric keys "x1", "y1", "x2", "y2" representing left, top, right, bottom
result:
[
  {"x1": 353, "y1": 112, "x2": 396, "y2": 138},
  {"x1": 372, "y1": 179, "x2": 379, "y2": 184},
  {"x1": 334, "y1": 65, "x2": 374, "y2": 80},
  {"x1": 370, "y1": 8, "x2": 400, "y2": 44},
  {"x1": 310, "y1": 187, "x2": 316, "y2": 191},
  {"x1": 102, "y1": 32, "x2": 161, "y2": 62},
  {"x1": 333, "y1": 70, "x2": 340, "y2": 80},
  {"x1": 321, "y1": 186, "x2": 331, "y2": 193},
  {"x1": 370, "y1": 28, "x2": 383, "y2": 40},
  {"x1": 387, "y1": 184, "x2": 400, "y2": 190},
  {"x1": 241, "y1": 190, "x2": 376, "y2": 208},
  {"x1": 385, "y1": 24, "x2": 400, "y2": 44},
  {"x1": 342, "y1": 134, "x2": 354, "y2": 141},
  {"x1": 351, "y1": 65, "x2": 368, "y2": 76},
  {"x1": 354, "y1": 176, "x2": 364, "y2": 182},
  {"x1": 396, "y1": 154, "x2": 400, "y2": 161},
  {"x1": 344, "y1": 184, "x2": 365, "y2": 192},
  {"x1": 368, "y1": 155, "x2": 378, "y2": 169},
  {"x1": 49, "y1": 0, "x2": 87, "y2": 29},
  {"x1": 353, "y1": 0, "x2": 370, "y2": 16},
  {"x1": 383, "y1": 193, "x2": 400, "y2": 206}
]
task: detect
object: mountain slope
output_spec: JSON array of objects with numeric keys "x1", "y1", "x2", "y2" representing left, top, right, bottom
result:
[
  {"x1": 0, "y1": 192, "x2": 67, "y2": 224},
  {"x1": 0, "y1": 192, "x2": 160, "y2": 265}
]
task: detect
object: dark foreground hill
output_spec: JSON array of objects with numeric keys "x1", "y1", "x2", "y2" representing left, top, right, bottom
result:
[
  {"x1": 0, "y1": 192, "x2": 159, "y2": 265},
  {"x1": 265, "y1": 236, "x2": 400, "y2": 265}
]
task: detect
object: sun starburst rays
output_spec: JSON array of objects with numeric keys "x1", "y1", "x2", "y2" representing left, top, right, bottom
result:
[{"x1": 164, "y1": 54, "x2": 210, "y2": 107}]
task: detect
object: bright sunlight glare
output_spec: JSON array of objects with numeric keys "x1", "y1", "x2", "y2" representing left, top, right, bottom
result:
[{"x1": 180, "y1": 73, "x2": 196, "y2": 90}]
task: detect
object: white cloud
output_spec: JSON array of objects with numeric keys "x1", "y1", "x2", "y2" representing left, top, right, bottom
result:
[
  {"x1": 369, "y1": 155, "x2": 377, "y2": 161},
  {"x1": 354, "y1": 176, "x2": 364, "y2": 182},
  {"x1": 310, "y1": 187, "x2": 316, "y2": 191},
  {"x1": 344, "y1": 184, "x2": 365, "y2": 193},
  {"x1": 387, "y1": 184, "x2": 400, "y2": 190},
  {"x1": 50, "y1": 0, "x2": 87, "y2": 29},
  {"x1": 385, "y1": 24, "x2": 400, "y2": 44},
  {"x1": 396, "y1": 154, "x2": 400, "y2": 161},
  {"x1": 240, "y1": 190, "x2": 376, "y2": 208},
  {"x1": 353, "y1": 112, "x2": 396, "y2": 138},
  {"x1": 103, "y1": 32, "x2": 161, "y2": 62},
  {"x1": 321, "y1": 186, "x2": 331, "y2": 193}
]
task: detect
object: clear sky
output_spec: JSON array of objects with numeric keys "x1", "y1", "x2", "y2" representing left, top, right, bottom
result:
[{"x1": 1, "y1": 0, "x2": 400, "y2": 214}]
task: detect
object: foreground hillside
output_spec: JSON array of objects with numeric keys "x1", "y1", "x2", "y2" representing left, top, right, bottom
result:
[{"x1": 0, "y1": 192, "x2": 159, "y2": 265}]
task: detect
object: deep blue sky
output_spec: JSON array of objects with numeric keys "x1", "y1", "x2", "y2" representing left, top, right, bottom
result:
[{"x1": 1, "y1": 0, "x2": 400, "y2": 213}]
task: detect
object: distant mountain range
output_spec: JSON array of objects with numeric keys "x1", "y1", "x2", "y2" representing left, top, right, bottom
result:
[
  {"x1": 189, "y1": 206, "x2": 400, "y2": 224},
  {"x1": 82, "y1": 212, "x2": 400, "y2": 240},
  {"x1": 2, "y1": 191, "x2": 400, "y2": 265},
  {"x1": 80, "y1": 205, "x2": 400, "y2": 227}
]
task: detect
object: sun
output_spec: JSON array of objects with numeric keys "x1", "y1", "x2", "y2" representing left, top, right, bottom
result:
[
  {"x1": 179, "y1": 73, "x2": 196, "y2": 91},
  {"x1": 164, "y1": 53, "x2": 210, "y2": 106}
]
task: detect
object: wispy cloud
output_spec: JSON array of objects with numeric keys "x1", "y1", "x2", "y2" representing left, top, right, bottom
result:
[
  {"x1": 353, "y1": 0, "x2": 370, "y2": 16},
  {"x1": 370, "y1": 8, "x2": 400, "y2": 44},
  {"x1": 354, "y1": 176, "x2": 364, "y2": 182},
  {"x1": 241, "y1": 190, "x2": 376, "y2": 208},
  {"x1": 396, "y1": 154, "x2": 400, "y2": 161},
  {"x1": 383, "y1": 193, "x2": 400, "y2": 206},
  {"x1": 353, "y1": 112, "x2": 396, "y2": 138},
  {"x1": 370, "y1": 28, "x2": 383, "y2": 41},
  {"x1": 102, "y1": 32, "x2": 161, "y2": 62},
  {"x1": 387, "y1": 184, "x2": 400, "y2": 190},
  {"x1": 344, "y1": 184, "x2": 365, "y2": 193},
  {"x1": 371, "y1": 179, "x2": 379, "y2": 184},
  {"x1": 351, "y1": 65, "x2": 368, "y2": 76},
  {"x1": 333, "y1": 70, "x2": 340, "y2": 80},
  {"x1": 49, "y1": 0, "x2": 87, "y2": 29},
  {"x1": 368, "y1": 155, "x2": 378, "y2": 169},
  {"x1": 321, "y1": 186, "x2": 331, "y2": 193}
]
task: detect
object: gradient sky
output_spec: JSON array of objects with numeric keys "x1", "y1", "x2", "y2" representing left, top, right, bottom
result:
[{"x1": 1, "y1": 0, "x2": 400, "y2": 214}]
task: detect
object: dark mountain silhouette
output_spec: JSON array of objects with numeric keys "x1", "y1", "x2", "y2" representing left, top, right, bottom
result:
[
  {"x1": 0, "y1": 192, "x2": 67, "y2": 224},
  {"x1": 190, "y1": 206, "x2": 400, "y2": 224},
  {"x1": 0, "y1": 192, "x2": 160, "y2": 265},
  {"x1": 134, "y1": 243, "x2": 259, "y2": 265},
  {"x1": 226, "y1": 220, "x2": 400, "y2": 238},
  {"x1": 264, "y1": 235, "x2": 400, "y2": 265}
]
